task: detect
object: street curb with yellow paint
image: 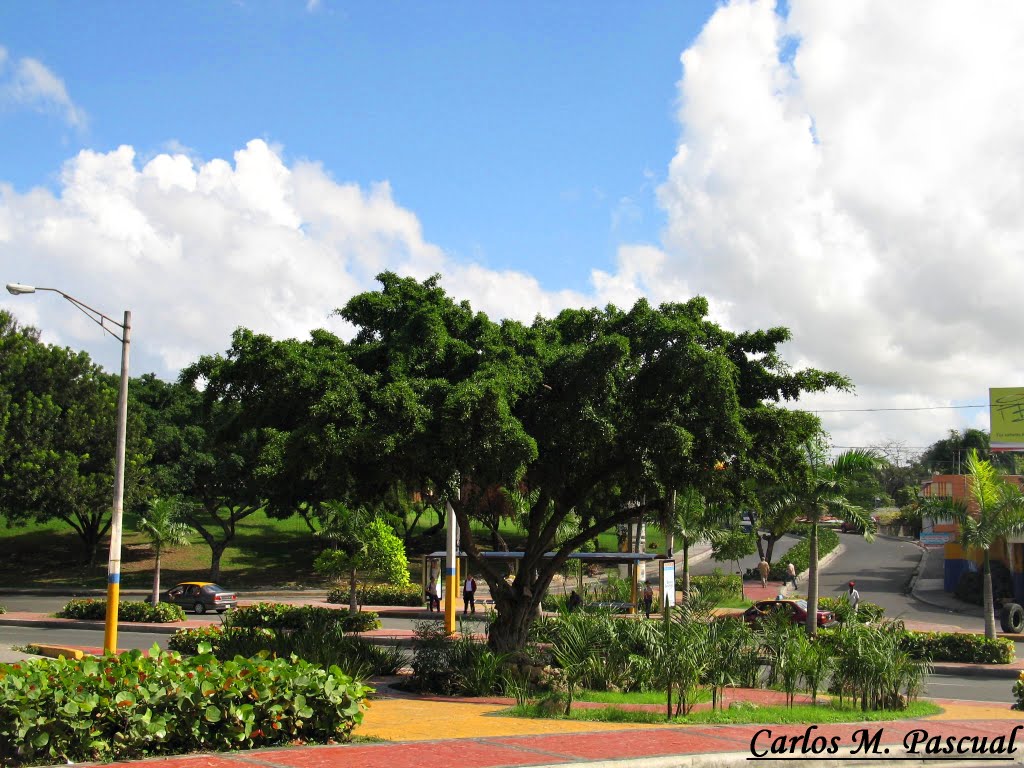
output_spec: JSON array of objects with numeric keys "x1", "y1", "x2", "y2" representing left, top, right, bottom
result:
[{"x1": 28, "y1": 644, "x2": 84, "y2": 660}]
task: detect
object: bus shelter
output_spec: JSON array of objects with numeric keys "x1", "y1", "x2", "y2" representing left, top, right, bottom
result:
[{"x1": 422, "y1": 550, "x2": 670, "y2": 615}]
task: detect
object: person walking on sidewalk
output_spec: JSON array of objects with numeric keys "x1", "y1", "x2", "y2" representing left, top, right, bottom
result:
[
  {"x1": 845, "y1": 581, "x2": 861, "y2": 614},
  {"x1": 463, "y1": 574, "x2": 477, "y2": 614},
  {"x1": 757, "y1": 558, "x2": 771, "y2": 588},
  {"x1": 786, "y1": 562, "x2": 798, "y2": 589},
  {"x1": 642, "y1": 583, "x2": 654, "y2": 618}
]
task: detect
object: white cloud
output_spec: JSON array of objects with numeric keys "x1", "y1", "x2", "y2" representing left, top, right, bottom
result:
[
  {"x1": 651, "y1": 0, "x2": 1024, "y2": 448},
  {"x1": 0, "y1": 140, "x2": 599, "y2": 377},
  {"x1": 0, "y1": 49, "x2": 86, "y2": 128},
  {"x1": 3, "y1": 0, "x2": 1022, "y2": 454}
]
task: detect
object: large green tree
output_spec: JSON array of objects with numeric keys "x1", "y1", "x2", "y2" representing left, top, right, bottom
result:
[
  {"x1": 922, "y1": 449, "x2": 1024, "y2": 639},
  {"x1": 0, "y1": 310, "x2": 150, "y2": 564},
  {"x1": 335, "y1": 273, "x2": 849, "y2": 651},
  {"x1": 143, "y1": 328, "x2": 366, "y2": 581}
]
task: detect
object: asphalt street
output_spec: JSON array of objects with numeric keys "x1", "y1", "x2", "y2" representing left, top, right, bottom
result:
[{"x1": 2, "y1": 534, "x2": 1019, "y2": 704}]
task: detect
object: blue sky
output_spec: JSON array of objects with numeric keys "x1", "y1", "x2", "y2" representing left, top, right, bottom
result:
[
  {"x1": 1, "y1": 1, "x2": 717, "y2": 291},
  {"x1": 2, "y1": 0, "x2": 1023, "y2": 451}
]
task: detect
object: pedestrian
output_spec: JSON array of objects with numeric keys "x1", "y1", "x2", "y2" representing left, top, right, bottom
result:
[
  {"x1": 425, "y1": 581, "x2": 440, "y2": 612},
  {"x1": 757, "y1": 558, "x2": 771, "y2": 588},
  {"x1": 463, "y1": 573, "x2": 477, "y2": 614},
  {"x1": 786, "y1": 562, "x2": 798, "y2": 589},
  {"x1": 845, "y1": 580, "x2": 861, "y2": 614},
  {"x1": 568, "y1": 589, "x2": 582, "y2": 612},
  {"x1": 642, "y1": 583, "x2": 654, "y2": 618}
]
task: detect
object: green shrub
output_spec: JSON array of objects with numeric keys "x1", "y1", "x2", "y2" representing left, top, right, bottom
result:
[
  {"x1": 899, "y1": 631, "x2": 1015, "y2": 664},
  {"x1": 327, "y1": 583, "x2": 423, "y2": 606},
  {"x1": 818, "y1": 597, "x2": 884, "y2": 624},
  {"x1": 56, "y1": 598, "x2": 185, "y2": 623},
  {"x1": 1013, "y1": 670, "x2": 1024, "y2": 711},
  {"x1": 746, "y1": 526, "x2": 840, "y2": 580},
  {"x1": 409, "y1": 621, "x2": 508, "y2": 695},
  {"x1": 224, "y1": 602, "x2": 380, "y2": 633},
  {"x1": 692, "y1": 570, "x2": 742, "y2": 601},
  {"x1": 118, "y1": 601, "x2": 187, "y2": 623},
  {"x1": 0, "y1": 644, "x2": 370, "y2": 767},
  {"x1": 0, "y1": 605, "x2": 5, "y2": 614},
  {"x1": 168, "y1": 625, "x2": 229, "y2": 655}
]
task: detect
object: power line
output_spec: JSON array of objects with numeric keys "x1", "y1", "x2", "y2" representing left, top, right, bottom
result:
[{"x1": 811, "y1": 404, "x2": 988, "y2": 413}]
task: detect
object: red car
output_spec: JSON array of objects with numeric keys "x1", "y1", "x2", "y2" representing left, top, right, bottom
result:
[{"x1": 742, "y1": 599, "x2": 837, "y2": 628}]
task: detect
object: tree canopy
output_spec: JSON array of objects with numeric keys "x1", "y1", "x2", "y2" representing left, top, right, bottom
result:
[
  {"x1": 335, "y1": 273, "x2": 850, "y2": 650},
  {"x1": 0, "y1": 310, "x2": 150, "y2": 564}
]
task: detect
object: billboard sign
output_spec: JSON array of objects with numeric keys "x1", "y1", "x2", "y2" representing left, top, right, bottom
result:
[{"x1": 990, "y1": 387, "x2": 1024, "y2": 451}]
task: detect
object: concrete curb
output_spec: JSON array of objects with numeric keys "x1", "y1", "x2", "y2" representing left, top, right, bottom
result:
[
  {"x1": 929, "y1": 662, "x2": 1022, "y2": 680},
  {"x1": 519, "y1": 753, "x2": 1024, "y2": 768},
  {"x1": 0, "y1": 616, "x2": 186, "y2": 634}
]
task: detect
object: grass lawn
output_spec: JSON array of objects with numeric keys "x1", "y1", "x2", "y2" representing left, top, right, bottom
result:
[
  {"x1": 507, "y1": 699, "x2": 942, "y2": 725},
  {"x1": 577, "y1": 689, "x2": 711, "y2": 705},
  {"x1": 0, "y1": 508, "x2": 651, "y2": 589}
]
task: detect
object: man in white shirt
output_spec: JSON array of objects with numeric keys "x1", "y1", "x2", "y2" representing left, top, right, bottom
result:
[{"x1": 845, "y1": 580, "x2": 861, "y2": 614}]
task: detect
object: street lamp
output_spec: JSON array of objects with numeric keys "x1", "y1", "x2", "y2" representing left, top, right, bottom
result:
[{"x1": 6, "y1": 282, "x2": 131, "y2": 656}]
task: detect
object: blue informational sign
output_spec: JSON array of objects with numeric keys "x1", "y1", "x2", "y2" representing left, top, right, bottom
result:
[
  {"x1": 661, "y1": 560, "x2": 676, "y2": 607},
  {"x1": 920, "y1": 533, "x2": 952, "y2": 547}
]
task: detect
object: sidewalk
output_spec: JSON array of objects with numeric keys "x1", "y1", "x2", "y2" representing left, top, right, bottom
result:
[{"x1": 31, "y1": 682, "x2": 1024, "y2": 768}]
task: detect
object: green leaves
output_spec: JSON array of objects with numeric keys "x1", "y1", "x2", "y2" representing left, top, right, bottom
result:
[{"x1": 0, "y1": 646, "x2": 371, "y2": 766}]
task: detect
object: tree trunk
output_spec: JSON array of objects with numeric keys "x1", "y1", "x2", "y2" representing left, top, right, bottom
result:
[
  {"x1": 209, "y1": 541, "x2": 228, "y2": 582},
  {"x1": 84, "y1": 527, "x2": 102, "y2": 568},
  {"x1": 349, "y1": 567, "x2": 359, "y2": 614},
  {"x1": 765, "y1": 536, "x2": 777, "y2": 564},
  {"x1": 488, "y1": 596, "x2": 540, "y2": 653},
  {"x1": 805, "y1": 523, "x2": 819, "y2": 636},
  {"x1": 682, "y1": 537, "x2": 691, "y2": 599},
  {"x1": 151, "y1": 546, "x2": 162, "y2": 605},
  {"x1": 983, "y1": 550, "x2": 996, "y2": 640}
]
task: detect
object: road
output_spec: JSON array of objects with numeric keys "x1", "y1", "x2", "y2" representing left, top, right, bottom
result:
[{"x1": 1, "y1": 534, "x2": 1018, "y2": 704}]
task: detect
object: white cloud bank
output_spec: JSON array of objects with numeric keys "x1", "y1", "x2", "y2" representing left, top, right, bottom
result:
[
  {"x1": 652, "y1": 0, "x2": 1024, "y2": 450},
  {"x1": 0, "y1": 140, "x2": 606, "y2": 377},
  {"x1": 3, "y1": 0, "x2": 1023, "y2": 453}
]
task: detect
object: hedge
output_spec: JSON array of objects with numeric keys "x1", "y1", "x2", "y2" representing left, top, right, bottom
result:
[
  {"x1": 691, "y1": 570, "x2": 742, "y2": 600},
  {"x1": 0, "y1": 645, "x2": 370, "y2": 767},
  {"x1": 224, "y1": 603, "x2": 379, "y2": 633},
  {"x1": 56, "y1": 598, "x2": 185, "y2": 623},
  {"x1": 745, "y1": 525, "x2": 840, "y2": 581},
  {"x1": 900, "y1": 631, "x2": 1015, "y2": 664},
  {"x1": 327, "y1": 583, "x2": 423, "y2": 606}
]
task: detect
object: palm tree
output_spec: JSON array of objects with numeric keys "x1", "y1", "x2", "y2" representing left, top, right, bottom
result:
[
  {"x1": 137, "y1": 497, "x2": 193, "y2": 605},
  {"x1": 662, "y1": 487, "x2": 720, "y2": 599},
  {"x1": 923, "y1": 449, "x2": 1024, "y2": 639},
  {"x1": 780, "y1": 444, "x2": 879, "y2": 635}
]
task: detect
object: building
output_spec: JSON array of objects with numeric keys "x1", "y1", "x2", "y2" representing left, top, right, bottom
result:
[{"x1": 920, "y1": 474, "x2": 1024, "y2": 602}]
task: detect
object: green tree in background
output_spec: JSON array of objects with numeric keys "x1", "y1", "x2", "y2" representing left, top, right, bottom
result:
[
  {"x1": 313, "y1": 506, "x2": 410, "y2": 612},
  {"x1": 0, "y1": 310, "x2": 151, "y2": 564}
]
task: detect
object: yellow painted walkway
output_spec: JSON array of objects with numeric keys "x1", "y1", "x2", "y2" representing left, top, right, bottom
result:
[{"x1": 358, "y1": 698, "x2": 674, "y2": 740}]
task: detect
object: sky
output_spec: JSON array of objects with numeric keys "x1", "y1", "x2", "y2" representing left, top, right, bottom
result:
[{"x1": 2, "y1": 0, "x2": 1022, "y2": 458}]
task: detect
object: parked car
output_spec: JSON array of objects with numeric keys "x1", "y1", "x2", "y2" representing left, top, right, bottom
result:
[
  {"x1": 154, "y1": 581, "x2": 238, "y2": 614},
  {"x1": 742, "y1": 598, "x2": 837, "y2": 628}
]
